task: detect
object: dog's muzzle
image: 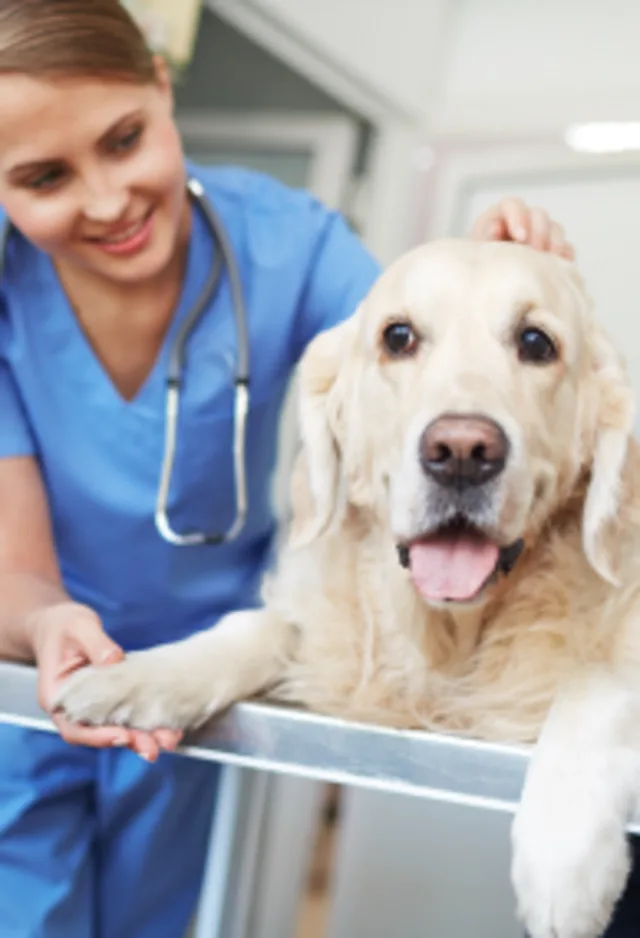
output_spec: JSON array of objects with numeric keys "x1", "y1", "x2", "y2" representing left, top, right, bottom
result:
[
  {"x1": 392, "y1": 414, "x2": 522, "y2": 604},
  {"x1": 419, "y1": 414, "x2": 509, "y2": 491}
]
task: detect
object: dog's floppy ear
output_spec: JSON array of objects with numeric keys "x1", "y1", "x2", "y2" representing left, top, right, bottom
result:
[
  {"x1": 582, "y1": 326, "x2": 636, "y2": 585},
  {"x1": 288, "y1": 315, "x2": 356, "y2": 548}
]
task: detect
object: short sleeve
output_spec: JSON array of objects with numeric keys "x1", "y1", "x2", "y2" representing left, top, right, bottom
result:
[
  {"x1": 0, "y1": 358, "x2": 35, "y2": 458},
  {"x1": 292, "y1": 209, "x2": 381, "y2": 362}
]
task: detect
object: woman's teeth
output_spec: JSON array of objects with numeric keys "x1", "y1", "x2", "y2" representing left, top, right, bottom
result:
[
  {"x1": 100, "y1": 217, "x2": 147, "y2": 244},
  {"x1": 96, "y1": 211, "x2": 151, "y2": 244}
]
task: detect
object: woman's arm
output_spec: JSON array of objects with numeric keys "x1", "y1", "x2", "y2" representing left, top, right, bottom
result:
[
  {"x1": 0, "y1": 456, "x2": 71, "y2": 661},
  {"x1": 0, "y1": 455, "x2": 181, "y2": 758}
]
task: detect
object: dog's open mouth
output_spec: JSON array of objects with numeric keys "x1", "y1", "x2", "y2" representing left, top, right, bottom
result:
[{"x1": 397, "y1": 518, "x2": 523, "y2": 604}]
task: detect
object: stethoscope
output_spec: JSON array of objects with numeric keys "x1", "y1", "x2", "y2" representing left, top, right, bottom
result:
[{"x1": 0, "y1": 176, "x2": 251, "y2": 548}]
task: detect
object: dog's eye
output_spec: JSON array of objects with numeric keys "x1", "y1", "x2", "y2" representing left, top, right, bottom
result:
[
  {"x1": 517, "y1": 327, "x2": 557, "y2": 364},
  {"x1": 382, "y1": 321, "x2": 419, "y2": 357}
]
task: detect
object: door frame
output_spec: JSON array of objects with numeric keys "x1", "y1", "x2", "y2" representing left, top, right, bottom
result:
[
  {"x1": 178, "y1": 109, "x2": 360, "y2": 209},
  {"x1": 427, "y1": 144, "x2": 640, "y2": 238}
]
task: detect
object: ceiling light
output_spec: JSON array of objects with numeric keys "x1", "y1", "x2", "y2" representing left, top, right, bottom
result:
[{"x1": 565, "y1": 122, "x2": 640, "y2": 154}]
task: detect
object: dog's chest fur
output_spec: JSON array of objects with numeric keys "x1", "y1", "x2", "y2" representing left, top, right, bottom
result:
[{"x1": 266, "y1": 511, "x2": 623, "y2": 744}]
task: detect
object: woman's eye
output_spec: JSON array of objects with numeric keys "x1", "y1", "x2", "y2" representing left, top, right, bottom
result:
[
  {"x1": 25, "y1": 167, "x2": 66, "y2": 192},
  {"x1": 110, "y1": 126, "x2": 143, "y2": 154},
  {"x1": 517, "y1": 326, "x2": 558, "y2": 364},
  {"x1": 382, "y1": 321, "x2": 419, "y2": 357}
]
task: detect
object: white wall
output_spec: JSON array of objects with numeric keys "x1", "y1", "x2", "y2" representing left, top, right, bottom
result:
[
  {"x1": 208, "y1": 0, "x2": 640, "y2": 138},
  {"x1": 435, "y1": 0, "x2": 640, "y2": 136},
  {"x1": 249, "y1": 0, "x2": 451, "y2": 125}
]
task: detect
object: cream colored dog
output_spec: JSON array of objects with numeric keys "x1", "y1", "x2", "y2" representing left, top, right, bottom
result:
[{"x1": 56, "y1": 238, "x2": 640, "y2": 938}]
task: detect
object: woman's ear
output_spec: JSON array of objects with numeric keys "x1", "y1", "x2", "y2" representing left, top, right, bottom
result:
[{"x1": 152, "y1": 55, "x2": 174, "y2": 99}]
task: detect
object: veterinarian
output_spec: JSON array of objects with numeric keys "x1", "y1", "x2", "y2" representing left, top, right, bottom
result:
[{"x1": 0, "y1": 2, "x2": 578, "y2": 936}]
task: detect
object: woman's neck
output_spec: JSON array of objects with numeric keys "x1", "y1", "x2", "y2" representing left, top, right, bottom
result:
[
  {"x1": 56, "y1": 197, "x2": 192, "y2": 331},
  {"x1": 53, "y1": 195, "x2": 192, "y2": 401}
]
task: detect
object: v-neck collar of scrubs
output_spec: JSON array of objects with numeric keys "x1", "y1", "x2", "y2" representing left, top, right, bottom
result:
[{"x1": 36, "y1": 181, "x2": 215, "y2": 421}]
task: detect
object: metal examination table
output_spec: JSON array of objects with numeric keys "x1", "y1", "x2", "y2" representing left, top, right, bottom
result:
[{"x1": 0, "y1": 660, "x2": 540, "y2": 937}]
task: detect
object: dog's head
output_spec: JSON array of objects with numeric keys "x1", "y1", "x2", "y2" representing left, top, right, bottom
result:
[{"x1": 293, "y1": 239, "x2": 635, "y2": 608}]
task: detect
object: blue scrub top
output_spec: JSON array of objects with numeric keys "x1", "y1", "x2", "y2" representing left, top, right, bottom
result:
[{"x1": 0, "y1": 164, "x2": 380, "y2": 651}]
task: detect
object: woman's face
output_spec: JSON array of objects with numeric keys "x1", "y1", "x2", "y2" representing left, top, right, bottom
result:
[{"x1": 0, "y1": 60, "x2": 187, "y2": 284}]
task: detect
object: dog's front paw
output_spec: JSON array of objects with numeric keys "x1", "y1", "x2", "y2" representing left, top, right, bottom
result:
[
  {"x1": 52, "y1": 649, "x2": 230, "y2": 732},
  {"x1": 511, "y1": 779, "x2": 630, "y2": 938}
]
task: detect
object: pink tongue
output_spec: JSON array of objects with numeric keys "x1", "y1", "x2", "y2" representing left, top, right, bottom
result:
[{"x1": 409, "y1": 531, "x2": 499, "y2": 603}]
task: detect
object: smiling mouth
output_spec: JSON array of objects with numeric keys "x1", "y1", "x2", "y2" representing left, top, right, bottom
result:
[
  {"x1": 396, "y1": 516, "x2": 524, "y2": 604},
  {"x1": 88, "y1": 207, "x2": 154, "y2": 245}
]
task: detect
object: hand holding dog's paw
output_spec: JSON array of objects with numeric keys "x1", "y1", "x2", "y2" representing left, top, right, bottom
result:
[
  {"x1": 511, "y1": 768, "x2": 630, "y2": 938},
  {"x1": 52, "y1": 645, "x2": 233, "y2": 732}
]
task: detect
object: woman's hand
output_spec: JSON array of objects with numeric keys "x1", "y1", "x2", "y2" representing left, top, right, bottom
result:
[
  {"x1": 470, "y1": 197, "x2": 575, "y2": 260},
  {"x1": 29, "y1": 601, "x2": 182, "y2": 761}
]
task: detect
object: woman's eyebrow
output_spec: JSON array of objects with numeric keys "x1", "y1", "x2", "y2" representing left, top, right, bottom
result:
[
  {"x1": 5, "y1": 109, "x2": 145, "y2": 177},
  {"x1": 96, "y1": 108, "x2": 144, "y2": 143}
]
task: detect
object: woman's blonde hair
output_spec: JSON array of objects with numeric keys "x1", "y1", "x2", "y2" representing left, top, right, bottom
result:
[{"x1": 0, "y1": 0, "x2": 156, "y2": 83}]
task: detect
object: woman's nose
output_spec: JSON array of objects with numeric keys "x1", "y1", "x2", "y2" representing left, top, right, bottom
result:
[{"x1": 82, "y1": 178, "x2": 128, "y2": 224}]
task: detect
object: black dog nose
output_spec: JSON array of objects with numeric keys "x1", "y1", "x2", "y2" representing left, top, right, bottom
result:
[{"x1": 419, "y1": 415, "x2": 508, "y2": 489}]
